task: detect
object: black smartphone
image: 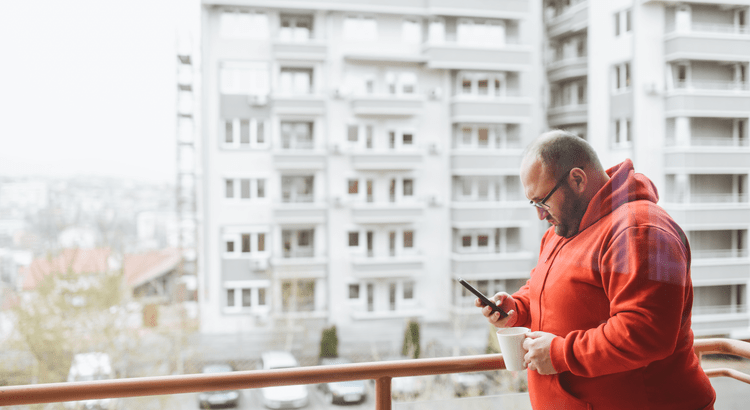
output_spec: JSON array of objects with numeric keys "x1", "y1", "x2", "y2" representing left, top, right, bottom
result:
[{"x1": 457, "y1": 278, "x2": 508, "y2": 319}]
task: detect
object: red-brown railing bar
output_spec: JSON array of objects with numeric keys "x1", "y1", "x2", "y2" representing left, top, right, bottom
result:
[
  {"x1": 694, "y1": 338, "x2": 750, "y2": 385},
  {"x1": 0, "y1": 353, "x2": 506, "y2": 407}
]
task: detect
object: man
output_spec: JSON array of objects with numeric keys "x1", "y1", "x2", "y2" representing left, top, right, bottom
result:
[{"x1": 477, "y1": 130, "x2": 716, "y2": 409}]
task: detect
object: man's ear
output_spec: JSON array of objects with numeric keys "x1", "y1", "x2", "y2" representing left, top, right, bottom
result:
[{"x1": 569, "y1": 167, "x2": 587, "y2": 193}]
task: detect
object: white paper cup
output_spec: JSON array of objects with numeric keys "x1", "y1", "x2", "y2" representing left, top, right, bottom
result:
[{"x1": 496, "y1": 327, "x2": 530, "y2": 371}]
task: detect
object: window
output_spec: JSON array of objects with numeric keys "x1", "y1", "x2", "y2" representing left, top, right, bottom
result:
[
  {"x1": 403, "y1": 133, "x2": 413, "y2": 145},
  {"x1": 281, "y1": 176, "x2": 314, "y2": 203},
  {"x1": 462, "y1": 235, "x2": 472, "y2": 247},
  {"x1": 614, "y1": 9, "x2": 632, "y2": 36},
  {"x1": 459, "y1": 72, "x2": 508, "y2": 97},
  {"x1": 403, "y1": 179, "x2": 414, "y2": 196},
  {"x1": 403, "y1": 231, "x2": 414, "y2": 248},
  {"x1": 613, "y1": 118, "x2": 633, "y2": 147},
  {"x1": 349, "y1": 284, "x2": 360, "y2": 299},
  {"x1": 225, "y1": 179, "x2": 234, "y2": 198},
  {"x1": 343, "y1": 16, "x2": 377, "y2": 41},
  {"x1": 478, "y1": 128, "x2": 489, "y2": 147},
  {"x1": 389, "y1": 131, "x2": 396, "y2": 149},
  {"x1": 279, "y1": 14, "x2": 312, "y2": 41},
  {"x1": 222, "y1": 118, "x2": 269, "y2": 149},
  {"x1": 613, "y1": 62, "x2": 631, "y2": 92},
  {"x1": 348, "y1": 179, "x2": 359, "y2": 195},
  {"x1": 402, "y1": 19, "x2": 421, "y2": 44},
  {"x1": 220, "y1": 11, "x2": 269, "y2": 39},
  {"x1": 428, "y1": 18, "x2": 445, "y2": 43},
  {"x1": 227, "y1": 289, "x2": 235, "y2": 307},
  {"x1": 279, "y1": 67, "x2": 313, "y2": 94},
  {"x1": 226, "y1": 240, "x2": 235, "y2": 253},
  {"x1": 403, "y1": 281, "x2": 414, "y2": 299},
  {"x1": 258, "y1": 233, "x2": 265, "y2": 251},
  {"x1": 281, "y1": 279, "x2": 316, "y2": 312},
  {"x1": 348, "y1": 231, "x2": 359, "y2": 247},
  {"x1": 348, "y1": 125, "x2": 359, "y2": 142},
  {"x1": 258, "y1": 288, "x2": 266, "y2": 305},
  {"x1": 220, "y1": 61, "x2": 269, "y2": 95},
  {"x1": 281, "y1": 121, "x2": 313, "y2": 149},
  {"x1": 457, "y1": 19, "x2": 505, "y2": 45},
  {"x1": 366, "y1": 125, "x2": 374, "y2": 149},
  {"x1": 242, "y1": 234, "x2": 251, "y2": 253},
  {"x1": 225, "y1": 178, "x2": 267, "y2": 200},
  {"x1": 242, "y1": 289, "x2": 252, "y2": 307}
]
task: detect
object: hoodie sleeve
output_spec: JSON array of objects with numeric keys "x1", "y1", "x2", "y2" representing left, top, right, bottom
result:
[{"x1": 550, "y1": 224, "x2": 690, "y2": 376}]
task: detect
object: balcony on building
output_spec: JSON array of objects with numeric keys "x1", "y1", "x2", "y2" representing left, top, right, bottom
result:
[
  {"x1": 692, "y1": 283, "x2": 750, "y2": 337},
  {"x1": 451, "y1": 123, "x2": 524, "y2": 176},
  {"x1": 665, "y1": 59, "x2": 750, "y2": 118},
  {"x1": 271, "y1": 228, "x2": 328, "y2": 281},
  {"x1": 450, "y1": 228, "x2": 534, "y2": 277},
  {"x1": 664, "y1": 4, "x2": 750, "y2": 62},
  {"x1": 662, "y1": 174, "x2": 749, "y2": 228},
  {"x1": 272, "y1": 66, "x2": 326, "y2": 115},
  {"x1": 273, "y1": 121, "x2": 326, "y2": 169},
  {"x1": 547, "y1": 78, "x2": 588, "y2": 128},
  {"x1": 349, "y1": 94, "x2": 425, "y2": 117},
  {"x1": 451, "y1": 276, "x2": 529, "y2": 316},
  {"x1": 451, "y1": 72, "x2": 531, "y2": 124},
  {"x1": 451, "y1": 174, "x2": 531, "y2": 224},
  {"x1": 421, "y1": 17, "x2": 531, "y2": 71},
  {"x1": 271, "y1": 13, "x2": 327, "y2": 61},
  {"x1": 545, "y1": 0, "x2": 588, "y2": 39},
  {"x1": 688, "y1": 229, "x2": 749, "y2": 294},
  {"x1": 664, "y1": 117, "x2": 749, "y2": 171},
  {"x1": 275, "y1": 175, "x2": 326, "y2": 224},
  {"x1": 546, "y1": 33, "x2": 587, "y2": 83}
]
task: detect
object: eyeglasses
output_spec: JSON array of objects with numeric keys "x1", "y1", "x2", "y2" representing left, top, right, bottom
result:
[{"x1": 529, "y1": 167, "x2": 580, "y2": 210}]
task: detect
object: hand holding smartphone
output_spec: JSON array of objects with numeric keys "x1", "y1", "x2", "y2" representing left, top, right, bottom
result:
[{"x1": 457, "y1": 277, "x2": 508, "y2": 319}]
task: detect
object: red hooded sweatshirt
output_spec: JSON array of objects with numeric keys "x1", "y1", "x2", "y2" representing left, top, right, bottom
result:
[{"x1": 512, "y1": 160, "x2": 716, "y2": 409}]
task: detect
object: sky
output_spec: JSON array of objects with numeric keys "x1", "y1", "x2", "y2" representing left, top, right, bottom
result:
[{"x1": 0, "y1": 0, "x2": 197, "y2": 184}]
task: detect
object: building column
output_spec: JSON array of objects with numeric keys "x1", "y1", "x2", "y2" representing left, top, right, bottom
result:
[{"x1": 675, "y1": 117, "x2": 690, "y2": 146}]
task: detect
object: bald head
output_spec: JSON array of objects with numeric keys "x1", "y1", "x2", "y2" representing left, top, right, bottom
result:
[{"x1": 523, "y1": 130, "x2": 604, "y2": 181}]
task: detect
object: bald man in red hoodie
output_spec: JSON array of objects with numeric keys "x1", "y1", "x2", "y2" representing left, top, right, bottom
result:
[{"x1": 477, "y1": 130, "x2": 716, "y2": 409}]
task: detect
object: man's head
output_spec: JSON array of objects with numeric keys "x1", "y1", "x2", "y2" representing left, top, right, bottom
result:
[{"x1": 520, "y1": 130, "x2": 608, "y2": 237}]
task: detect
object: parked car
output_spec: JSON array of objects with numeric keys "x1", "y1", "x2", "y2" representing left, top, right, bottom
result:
[
  {"x1": 64, "y1": 352, "x2": 119, "y2": 410},
  {"x1": 383, "y1": 356, "x2": 427, "y2": 401},
  {"x1": 197, "y1": 363, "x2": 241, "y2": 409},
  {"x1": 259, "y1": 351, "x2": 309, "y2": 409},
  {"x1": 317, "y1": 358, "x2": 367, "y2": 405},
  {"x1": 450, "y1": 372, "x2": 489, "y2": 397}
]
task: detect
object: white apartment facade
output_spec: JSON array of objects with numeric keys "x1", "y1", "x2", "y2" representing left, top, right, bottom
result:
[
  {"x1": 544, "y1": 0, "x2": 750, "y2": 337},
  {"x1": 199, "y1": 0, "x2": 543, "y2": 333}
]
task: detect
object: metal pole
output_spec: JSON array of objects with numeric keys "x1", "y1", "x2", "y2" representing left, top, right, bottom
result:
[{"x1": 375, "y1": 376, "x2": 391, "y2": 410}]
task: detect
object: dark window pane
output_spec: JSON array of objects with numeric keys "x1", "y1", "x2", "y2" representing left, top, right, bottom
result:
[
  {"x1": 349, "y1": 232, "x2": 359, "y2": 246},
  {"x1": 242, "y1": 234, "x2": 251, "y2": 253},
  {"x1": 242, "y1": 289, "x2": 252, "y2": 307},
  {"x1": 349, "y1": 284, "x2": 360, "y2": 299},
  {"x1": 227, "y1": 289, "x2": 235, "y2": 307},
  {"x1": 226, "y1": 241, "x2": 234, "y2": 252},
  {"x1": 258, "y1": 233, "x2": 265, "y2": 251}
]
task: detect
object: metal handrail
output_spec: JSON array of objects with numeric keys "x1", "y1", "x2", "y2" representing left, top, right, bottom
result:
[
  {"x1": 694, "y1": 338, "x2": 750, "y2": 384},
  {"x1": 0, "y1": 354, "x2": 507, "y2": 409},
  {"x1": 4, "y1": 339, "x2": 749, "y2": 408}
]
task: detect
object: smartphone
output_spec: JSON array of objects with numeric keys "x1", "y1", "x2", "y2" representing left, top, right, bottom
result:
[{"x1": 457, "y1": 278, "x2": 508, "y2": 319}]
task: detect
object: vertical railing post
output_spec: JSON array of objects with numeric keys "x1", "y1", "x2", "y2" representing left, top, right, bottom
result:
[{"x1": 375, "y1": 376, "x2": 392, "y2": 410}]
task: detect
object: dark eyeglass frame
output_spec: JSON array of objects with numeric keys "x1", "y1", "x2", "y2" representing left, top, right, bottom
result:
[{"x1": 530, "y1": 167, "x2": 582, "y2": 210}]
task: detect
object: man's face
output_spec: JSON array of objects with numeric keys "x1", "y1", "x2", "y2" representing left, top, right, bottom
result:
[{"x1": 520, "y1": 157, "x2": 586, "y2": 238}]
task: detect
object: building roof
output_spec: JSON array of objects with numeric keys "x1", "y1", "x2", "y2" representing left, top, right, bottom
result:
[
  {"x1": 122, "y1": 249, "x2": 181, "y2": 288},
  {"x1": 20, "y1": 248, "x2": 181, "y2": 291},
  {"x1": 20, "y1": 248, "x2": 114, "y2": 291}
]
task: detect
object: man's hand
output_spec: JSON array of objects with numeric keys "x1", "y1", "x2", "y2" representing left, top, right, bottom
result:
[
  {"x1": 523, "y1": 331, "x2": 558, "y2": 375},
  {"x1": 475, "y1": 292, "x2": 518, "y2": 328}
]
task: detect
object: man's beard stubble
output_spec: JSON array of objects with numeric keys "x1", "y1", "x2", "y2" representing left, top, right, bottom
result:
[{"x1": 554, "y1": 186, "x2": 587, "y2": 238}]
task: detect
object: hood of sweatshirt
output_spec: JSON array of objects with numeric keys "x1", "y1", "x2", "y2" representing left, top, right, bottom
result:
[{"x1": 577, "y1": 159, "x2": 659, "y2": 234}]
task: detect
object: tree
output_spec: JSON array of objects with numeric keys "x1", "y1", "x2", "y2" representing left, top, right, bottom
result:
[
  {"x1": 8, "y1": 262, "x2": 128, "y2": 384},
  {"x1": 319, "y1": 325, "x2": 338, "y2": 359},
  {"x1": 402, "y1": 319, "x2": 421, "y2": 359}
]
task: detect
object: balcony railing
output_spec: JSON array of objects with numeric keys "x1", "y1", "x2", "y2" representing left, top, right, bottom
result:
[
  {"x1": 674, "y1": 80, "x2": 749, "y2": 92},
  {"x1": 665, "y1": 136, "x2": 750, "y2": 147},
  {"x1": 3, "y1": 338, "x2": 750, "y2": 409},
  {"x1": 693, "y1": 304, "x2": 748, "y2": 316},
  {"x1": 667, "y1": 23, "x2": 750, "y2": 36},
  {"x1": 692, "y1": 249, "x2": 749, "y2": 259}
]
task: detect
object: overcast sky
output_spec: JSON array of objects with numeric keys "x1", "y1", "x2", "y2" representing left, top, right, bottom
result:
[{"x1": 0, "y1": 0, "x2": 197, "y2": 184}]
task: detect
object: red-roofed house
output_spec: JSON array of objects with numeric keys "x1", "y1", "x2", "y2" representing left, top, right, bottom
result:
[{"x1": 20, "y1": 248, "x2": 118, "y2": 292}]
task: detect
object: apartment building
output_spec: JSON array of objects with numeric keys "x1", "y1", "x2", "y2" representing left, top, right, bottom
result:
[
  {"x1": 543, "y1": 0, "x2": 750, "y2": 337},
  {"x1": 198, "y1": 0, "x2": 543, "y2": 333}
]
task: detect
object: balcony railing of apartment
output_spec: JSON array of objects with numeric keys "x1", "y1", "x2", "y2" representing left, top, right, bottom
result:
[
  {"x1": 679, "y1": 193, "x2": 750, "y2": 204},
  {"x1": 665, "y1": 136, "x2": 750, "y2": 147},
  {"x1": 4, "y1": 338, "x2": 749, "y2": 409},
  {"x1": 693, "y1": 304, "x2": 748, "y2": 316},
  {"x1": 282, "y1": 249, "x2": 315, "y2": 258},
  {"x1": 692, "y1": 249, "x2": 749, "y2": 259},
  {"x1": 674, "y1": 80, "x2": 749, "y2": 91},
  {"x1": 667, "y1": 23, "x2": 750, "y2": 36}
]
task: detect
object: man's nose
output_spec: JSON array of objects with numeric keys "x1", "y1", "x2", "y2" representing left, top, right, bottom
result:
[{"x1": 536, "y1": 207, "x2": 548, "y2": 220}]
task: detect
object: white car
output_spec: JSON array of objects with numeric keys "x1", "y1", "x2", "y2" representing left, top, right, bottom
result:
[
  {"x1": 259, "y1": 351, "x2": 309, "y2": 409},
  {"x1": 64, "y1": 352, "x2": 118, "y2": 410}
]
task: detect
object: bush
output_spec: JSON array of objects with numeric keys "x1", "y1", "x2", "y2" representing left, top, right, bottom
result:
[
  {"x1": 402, "y1": 319, "x2": 421, "y2": 359},
  {"x1": 319, "y1": 325, "x2": 338, "y2": 359}
]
